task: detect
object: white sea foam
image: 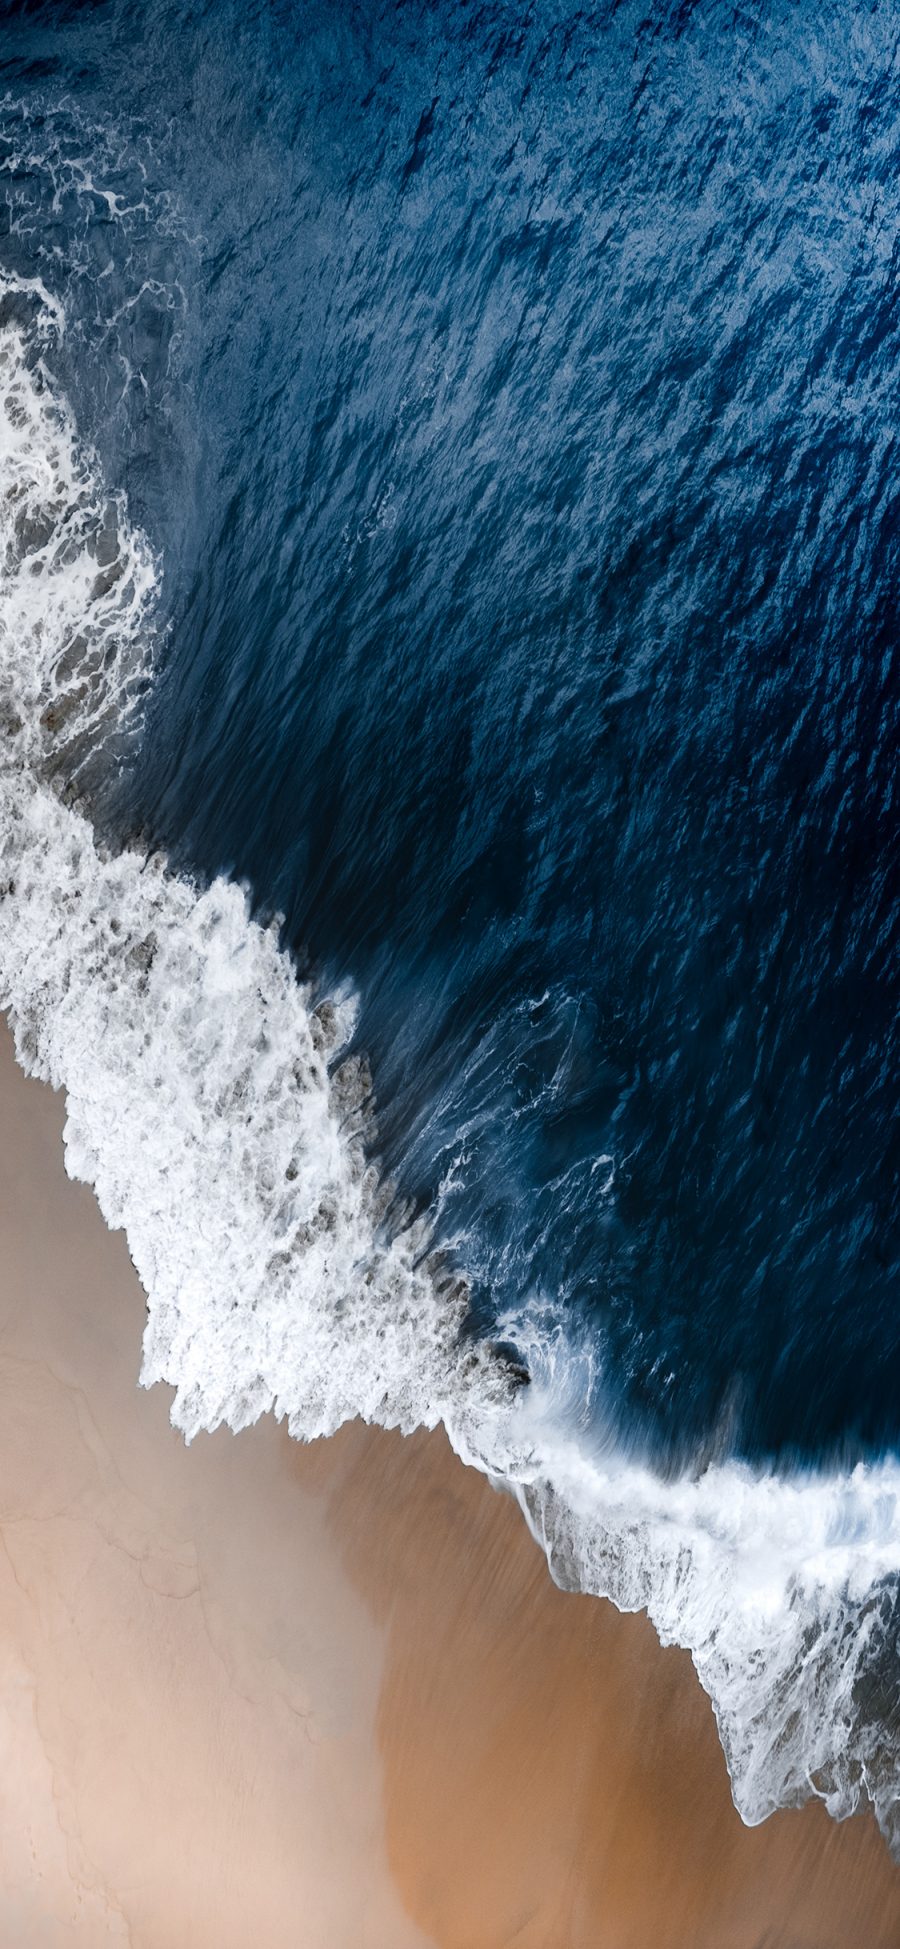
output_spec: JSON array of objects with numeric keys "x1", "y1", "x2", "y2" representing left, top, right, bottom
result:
[
  {"x1": 0, "y1": 277, "x2": 510, "y2": 1448},
  {"x1": 507, "y1": 1386, "x2": 900, "y2": 1848},
  {"x1": 1, "y1": 274, "x2": 898, "y2": 1855}
]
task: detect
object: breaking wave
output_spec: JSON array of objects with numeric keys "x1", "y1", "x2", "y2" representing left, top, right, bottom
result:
[
  {"x1": 0, "y1": 278, "x2": 507, "y2": 1448},
  {"x1": 1, "y1": 276, "x2": 899, "y2": 1856}
]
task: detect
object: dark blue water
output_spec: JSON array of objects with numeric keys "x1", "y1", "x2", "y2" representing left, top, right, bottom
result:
[{"x1": 3, "y1": 0, "x2": 899, "y2": 1468}]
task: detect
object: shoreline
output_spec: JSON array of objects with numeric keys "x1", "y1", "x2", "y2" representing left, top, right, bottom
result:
[{"x1": 0, "y1": 1014, "x2": 898, "y2": 1945}]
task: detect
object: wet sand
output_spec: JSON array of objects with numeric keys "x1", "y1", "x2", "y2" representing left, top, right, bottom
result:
[{"x1": 0, "y1": 1014, "x2": 898, "y2": 1947}]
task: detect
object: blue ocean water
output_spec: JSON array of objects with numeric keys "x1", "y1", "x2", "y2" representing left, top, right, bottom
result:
[{"x1": 2, "y1": 0, "x2": 898, "y2": 1482}]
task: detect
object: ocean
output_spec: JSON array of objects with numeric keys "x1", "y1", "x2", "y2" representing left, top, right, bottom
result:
[{"x1": 1, "y1": 0, "x2": 898, "y2": 1850}]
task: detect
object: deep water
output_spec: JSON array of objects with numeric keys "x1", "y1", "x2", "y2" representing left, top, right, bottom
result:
[{"x1": 2, "y1": 0, "x2": 898, "y2": 1471}]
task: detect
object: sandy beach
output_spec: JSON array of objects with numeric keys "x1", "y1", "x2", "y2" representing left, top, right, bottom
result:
[{"x1": 0, "y1": 1011, "x2": 898, "y2": 1948}]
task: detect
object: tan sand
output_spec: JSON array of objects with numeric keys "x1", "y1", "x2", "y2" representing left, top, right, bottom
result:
[
  {"x1": 0, "y1": 1013, "x2": 898, "y2": 1947},
  {"x1": 334, "y1": 1432, "x2": 900, "y2": 1948},
  {"x1": 0, "y1": 1019, "x2": 430, "y2": 1949}
]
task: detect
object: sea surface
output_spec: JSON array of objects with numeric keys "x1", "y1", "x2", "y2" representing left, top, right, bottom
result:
[{"x1": 1, "y1": 0, "x2": 899, "y2": 1850}]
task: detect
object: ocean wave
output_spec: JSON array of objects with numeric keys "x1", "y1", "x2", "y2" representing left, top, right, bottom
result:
[
  {"x1": 0, "y1": 276, "x2": 508, "y2": 1448},
  {"x1": 1, "y1": 277, "x2": 898, "y2": 1854}
]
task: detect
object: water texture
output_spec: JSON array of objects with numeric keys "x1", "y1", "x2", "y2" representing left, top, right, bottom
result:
[{"x1": 1, "y1": 0, "x2": 899, "y2": 1847}]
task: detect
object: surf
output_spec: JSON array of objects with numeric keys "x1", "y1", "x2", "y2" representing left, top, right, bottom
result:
[{"x1": 1, "y1": 272, "x2": 899, "y2": 1857}]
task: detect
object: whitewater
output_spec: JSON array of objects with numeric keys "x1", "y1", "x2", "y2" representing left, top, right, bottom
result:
[{"x1": 1, "y1": 272, "x2": 899, "y2": 1858}]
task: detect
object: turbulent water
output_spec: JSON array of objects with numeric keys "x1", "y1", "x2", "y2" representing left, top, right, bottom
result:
[{"x1": 1, "y1": 0, "x2": 899, "y2": 1849}]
